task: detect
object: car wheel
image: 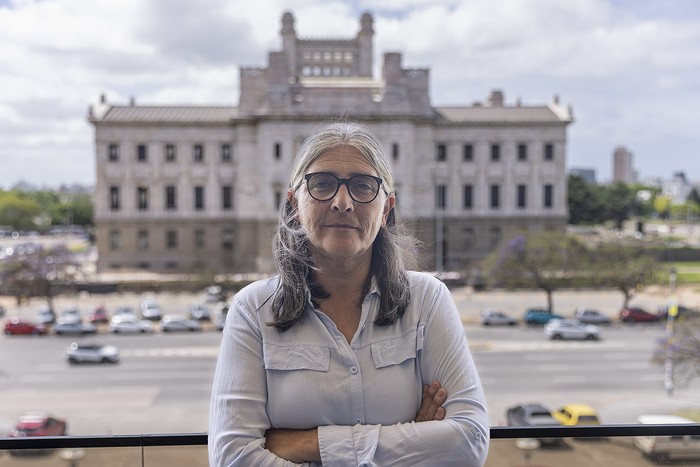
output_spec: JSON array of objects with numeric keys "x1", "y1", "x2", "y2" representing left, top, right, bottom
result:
[
  {"x1": 4, "y1": 330, "x2": 11, "y2": 335},
  {"x1": 31, "y1": 329, "x2": 38, "y2": 335},
  {"x1": 586, "y1": 334, "x2": 597, "y2": 340},
  {"x1": 552, "y1": 334, "x2": 562, "y2": 340},
  {"x1": 68, "y1": 357, "x2": 77, "y2": 365},
  {"x1": 484, "y1": 322, "x2": 491, "y2": 326}
]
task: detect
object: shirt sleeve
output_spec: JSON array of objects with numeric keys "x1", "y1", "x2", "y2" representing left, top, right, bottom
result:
[
  {"x1": 208, "y1": 295, "x2": 310, "y2": 467},
  {"x1": 317, "y1": 279, "x2": 489, "y2": 467}
]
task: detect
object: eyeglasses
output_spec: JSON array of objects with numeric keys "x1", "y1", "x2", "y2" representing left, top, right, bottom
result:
[{"x1": 304, "y1": 172, "x2": 383, "y2": 204}]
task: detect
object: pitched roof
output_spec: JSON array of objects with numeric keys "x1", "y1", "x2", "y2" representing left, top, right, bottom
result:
[
  {"x1": 95, "y1": 105, "x2": 239, "y2": 123},
  {"x1": 434, "y1": 105, "x2": 572, "y2": 124}
]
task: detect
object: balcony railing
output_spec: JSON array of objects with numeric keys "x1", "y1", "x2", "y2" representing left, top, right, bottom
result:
[{"x1": 1, "y1": 424, "x2": 700, "y2": 466}]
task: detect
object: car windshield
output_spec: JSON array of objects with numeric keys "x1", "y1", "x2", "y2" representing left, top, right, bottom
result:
[{"x1": 531, "y1": 411, "x2": 551, "y2": 418}]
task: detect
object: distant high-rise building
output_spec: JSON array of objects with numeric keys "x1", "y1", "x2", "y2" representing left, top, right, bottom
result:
[
  {"x1": 570, "y1": 168, "x2": 596, "y2": 184},
  {"x1": 612, "y1": 146, "x2": 635, "y2": 184}
]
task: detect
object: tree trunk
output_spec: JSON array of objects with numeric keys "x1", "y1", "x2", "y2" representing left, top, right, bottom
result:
[{"x1": 546, "y1": 289, "x2": 554, "y2": 313}]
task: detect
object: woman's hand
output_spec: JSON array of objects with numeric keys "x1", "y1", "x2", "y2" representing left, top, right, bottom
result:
[
  {"x1": 265, "y1": 428, "x2": 321, "y2": 463},
  {"x1": 414, "y1": 380, "x2": 447, "y2": 422}
]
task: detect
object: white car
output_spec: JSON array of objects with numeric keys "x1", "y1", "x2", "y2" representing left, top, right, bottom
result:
[
  {"x1": 544, "y1": 319, "x2": 600, "y2": 340},
  {"x1": 110, "y1": 316, "x2": 154, "y2": 334},
  {"x1": 160, "y1": 315, "x2": 201, "y2": 332},
  {"x1": 140, "y1": 300, "x2": 163, "y2": 321},
  {"x1": 59, "y1": 308, "x2": 82, "y2": 324},
  {"x1": 65, "y1": 342, "x2": 119, "y2": 364},
  {"x1": 481, "y1": 310, "x2": 517, "y2": 326},
  {"x1": 573, "y1": 308, "x2": 611, "y2": 325}
]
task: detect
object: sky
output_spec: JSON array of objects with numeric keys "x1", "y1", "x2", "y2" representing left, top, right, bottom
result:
[{"x1": 1, "y1": 0, "x2": 699, "y2": 189}]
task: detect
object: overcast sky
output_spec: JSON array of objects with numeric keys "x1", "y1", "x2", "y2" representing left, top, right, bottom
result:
[{"x1": 1, "y1": 0, "x2": 698, "y2": 189}]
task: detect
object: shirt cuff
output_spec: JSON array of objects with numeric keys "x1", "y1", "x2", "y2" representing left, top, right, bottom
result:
[{"x1": 318, "y1": 425, "x2": 356, "y2": 465}]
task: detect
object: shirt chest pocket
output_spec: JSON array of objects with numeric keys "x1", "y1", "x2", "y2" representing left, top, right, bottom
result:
[
  {"x1": 263, "y1": 343, "x2": 330, "y2": 372},
  {"x1": 370, "y1": 329, "x2": 421, "y2": 369}
]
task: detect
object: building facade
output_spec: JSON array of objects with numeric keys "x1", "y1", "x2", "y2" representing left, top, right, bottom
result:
[
  {"x1": 89, "y1": 11, "x2": 574, "y2": 275},
  {"x1": 612, "y1": 145, "x2": 636, "y2": 184}
]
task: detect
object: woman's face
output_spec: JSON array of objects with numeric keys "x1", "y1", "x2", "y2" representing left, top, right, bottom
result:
[{"x1": 292, "y1": 145, "x2": 395, "y2": 266}]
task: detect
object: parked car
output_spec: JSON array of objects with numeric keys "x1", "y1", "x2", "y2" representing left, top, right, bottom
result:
[
  {"x1": 481, "y1": 310, "x2": 517, "y2": 326},
  {"x1": 109, "y1": 316, "x2": 154, "y2": 334},
  {"x1": 114, "y1": 306, "x2": 138, "y2": 319},
  {"x1": 552, "y1": 403, "x2": 601, "y2": 426},
  {"x1": 523, "y1": 308, "x2": 564, "y2": 325},
  {"x1": 160, "y1": 314, "x2": 201, "y2": 332},
  {"x1": 573, "y1": 308, "x2": 611, "y2": 325},
  {"x1": 65, "y1": 342, "x2": 120, "y2": 364},
  {"x1": 87, "y1": 306, "x2": 110, "y2": 324},
  {"x1": 215, "y1": 314, "x2": 226, "y2": 331},
  {"x1": 53, "y1": 321, "x2": 97, "y2": 335},
  {"x1": 36, "y1": 308, "x2": 56, "y2": 325},
  {"x1": 59, "y1": 308, "x2": 82, "y2": 324},
  {"x1": 544, "y1": 319, "x2": 601, "y2": 340},
  {"x1": 506, "y1": 403, "x2": 560, "y2": 427},
  {"x1": 634, "y1": 414, "x2": 700, "y2": 462},
  {"x1": 203, "y1": 285, "x2": 227, "y2": 303},
  {"x1": 4, "y1": 317, "x2": 47, "y2": 336},
  {"x1": 8, "y1": 413, "x2": 67, "y2": 438},
  {"x1": 188, "y1": 304, "x2": 212, "y2": 321},
  {"x1": 619, "y1": 307, "x2": 661, "y2": 323},
  {"x1": 140, "y1": 300, "x2": 163, "y2": 321}
]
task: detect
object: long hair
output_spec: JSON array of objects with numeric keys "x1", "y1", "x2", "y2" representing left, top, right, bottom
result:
[{"x1": 268, "y1": 122, "x2": 415, "y2": 331}]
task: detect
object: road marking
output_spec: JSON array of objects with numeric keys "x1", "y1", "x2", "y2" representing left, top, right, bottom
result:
[{"x1": 120, "y1": 346, "x2": 220, "y2": 358}]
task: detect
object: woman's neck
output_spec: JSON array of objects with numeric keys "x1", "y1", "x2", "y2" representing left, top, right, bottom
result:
[{"x1": 313, "y1": 253, "x2": 372, "y2": 299}]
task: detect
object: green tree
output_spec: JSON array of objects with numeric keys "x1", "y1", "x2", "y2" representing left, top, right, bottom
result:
[
  {"x1": 567, "y1": 175, "x2": 605, "y2": 224},
  {"x1": 654, "y1": 196, "x2": 672, "y2": 220},
  {"x1": 688, "y1": 187, "x2": 700, "y2": 206},
  {"x1": 590, "y1": 243, "x2": 658, "y2": 308},
  {"x1": 483, "y1": 231, "x2": 589, "y2": 312},
  {"x1": 601, "y1": 182, "x2": 638, "y2": 230},
  {"x1": 0, "y1": 191, "x2": 40, "y2": 230}
]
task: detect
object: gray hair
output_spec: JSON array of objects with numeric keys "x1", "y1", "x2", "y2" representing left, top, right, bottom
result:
[{"x1": 268, "y1": 122, "x2": 414, "y2": 331}]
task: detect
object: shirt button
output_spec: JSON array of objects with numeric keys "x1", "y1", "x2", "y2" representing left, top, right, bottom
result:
[
  {"x1": 350, "y1": 367, "x2": 358, "y2": 374},
  {"x1": 355, "y1": 418, "x2": 362, "y2": 424}
]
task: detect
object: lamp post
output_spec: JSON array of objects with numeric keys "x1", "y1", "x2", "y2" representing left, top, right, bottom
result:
[{"x1": 432, "y1": 164, "x2": 448, "y2": 271}]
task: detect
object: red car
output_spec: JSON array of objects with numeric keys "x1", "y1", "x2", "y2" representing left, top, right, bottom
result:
[
  {"x1": 618, "y1": 307, "x2": 661, "y2": 323},
  {"x1": 4, "y1": 317, "x2": 47, "y2": 335},
  {"x1": 8, "y1": 413, "x2": 67, "y2": 437},
  {"x1": 88, "y1": 306, "x2": 110, "y2": 324}
]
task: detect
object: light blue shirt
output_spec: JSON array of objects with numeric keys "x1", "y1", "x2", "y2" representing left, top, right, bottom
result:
[{"x1": 209, "y1": 271, "x2": 489, "y2": 466}]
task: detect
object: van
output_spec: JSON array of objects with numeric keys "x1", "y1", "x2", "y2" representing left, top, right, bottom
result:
[{"x1": 634, "y1": 414, "x2": 700, "y2": 462}]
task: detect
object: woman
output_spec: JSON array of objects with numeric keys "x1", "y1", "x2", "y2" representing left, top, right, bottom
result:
[{"x1": 209, "y1": 122, "x2": 489, "y2": 466}]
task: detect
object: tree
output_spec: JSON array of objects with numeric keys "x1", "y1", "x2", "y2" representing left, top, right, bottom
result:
[
  {"x1": 654, "y1": 196, "x2": 672, "y2": 220},
  {"x1": 688, "y1": 187, "x2": 700, "y2": 206},
  {"x1": 567, "y1": 175, "x2": 605, "y2": 224},
  {"x1": 590, "y1": 243, "x2": 658, "y2": 308},
  {"x1": 601, "y1": 182, "x2": 639, "y2": 230},
  {"x1": 0, "y1": 191, "x2": 40, "y2": 230},
  {"x1": 482, "y1": 231, "x2": 589, "y2": 312},
  {"x1": 0, "y1": 243, "x2": 82, "y2": 309},
  {"x1": 653, "y1": 318, "x2": 700, "y2": 389}
]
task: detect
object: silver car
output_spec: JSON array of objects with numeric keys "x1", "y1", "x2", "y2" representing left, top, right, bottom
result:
[
  {"x1": 159, "y1": 315, "x2": 201, "y2": 332},
  {"x1": 544, "y1": 319, "x2": 600, "y2": 340},
  {"x1": 65, "y1": 342, "x2": 119, "y2": 364},
  {"x1": 110, "y1": 316, "x2": 154, "y2": 334},
  {"x1": 481, "y1": 309, "x2": 517, "y2": 326},
  {"x1": 573, "y1": 308, "x2": 611, "y2": 325}
]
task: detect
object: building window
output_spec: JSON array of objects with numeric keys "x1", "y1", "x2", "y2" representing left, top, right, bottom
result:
[
  {"x1": 490, "y1": 184, "x2": 500, "y2": 209},
  {"x1": 463, "y1": 144, "x2": 473, "y2": 161},
  {"x1": 109, "y1": 230, "x2": 120, "y2": 250},
  {"x1": 274, "y1": 190, "x2": 282, "y2": 210},
  {"x1": 489, "y1": 226, "x2": 502, "y2": 248},
  {"x1": 517, "y1": 184, "x2": 527, "y2": 208},
  {"x1": 517, "y1": 143, "x2": 527, "y2": 161},
  {"x1": 165, "y1": 144, "x2": 176, "y2": 162},
  {"x1": 463, "y1": 184, "x2": 473, "y2": 209},
  {"x1": 193, "y1": 144, "x2": 204, "y2": 162},
  {"x1": 222, "y1": 228, "x2": 234, "y2": 252},
  {"x1": 463, "y1": 227, "x2": 474, "y2": 249},
  {"x1": 274, "y1": 143, "x2": 282, "y2": 160},
  {"x1": 221, "y1": 144, "x2": 232, "y2": 162},
  {"x1": 137, "y1": 185, "x2": 149, "y2": 210},
  {"x1": 222, "y1": 185, "x2": 232, "y2": 210},
  {"x1": 490, "y1": 144, "x2": 500, "y2": 162},
  {"x1": 436, "y1": 144, "x2": 447, "y2": 162},
  {"x1": 544, "y1": 143, "x2": 554, "y2": 161},
  {"x1": 436, "y1": 184, "x2": 447, "y2": 209},
  {"x1": 194, "y1": 186, "x2": 205, "y2": 210},
  {"x1": 194, "y1": 229, "x2": 205, "y2": 249},
  {"x1": 108, "y1": 144, "x2": 119, "y2": 161},
  {"x1": 137, "y1": 230, "x2": 149, "y2": 251},
  {"x1": 166, "y1": 230, "x2": 177, "y2": 249},
  {"x1": 137, "y1": 144, "x2": 147, "y2": 162},
  {"x1": 165, "y1": 186, "x2": 176, "y2": 210},
  {"x1": 109, "y1": 186, "x2": 120, "y2": 211},
  {"x1": 544, "y1": 184, "x2": 554, "y2": 208},
  {"x1": 392, "y1": 143, "x2": 399, "y2": 161}
]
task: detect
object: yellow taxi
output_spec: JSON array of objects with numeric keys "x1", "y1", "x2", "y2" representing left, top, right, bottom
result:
[{"x1": 552, "y1": 403, "x2": 601, "y2": 426}]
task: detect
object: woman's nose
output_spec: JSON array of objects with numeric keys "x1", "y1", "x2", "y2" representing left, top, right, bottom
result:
[{"x1": 331, "y1": 184, "x2": 354, "y2": 212}]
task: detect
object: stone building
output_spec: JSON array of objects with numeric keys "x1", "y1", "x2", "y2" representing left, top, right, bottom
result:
[{"x1": 88, "y1": 11, "x2": 574, "y2": 275}]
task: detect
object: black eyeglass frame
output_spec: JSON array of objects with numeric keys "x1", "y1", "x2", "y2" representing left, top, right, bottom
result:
[{"x1": 303, "y1": 172, "x2": 385, "y2": 204}]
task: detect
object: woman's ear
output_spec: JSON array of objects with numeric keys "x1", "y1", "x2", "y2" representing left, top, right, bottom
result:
[{"x1": 382, "y1": 193, "x2": 396, "y2": 226}]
